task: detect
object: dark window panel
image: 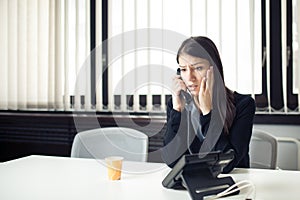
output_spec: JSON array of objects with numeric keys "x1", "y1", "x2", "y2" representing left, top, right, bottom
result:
[
  {"x1": 114, "y1": 95, "x2": 121, "y2": 110},
  {"x1": 152, "y1": 95, "x2": 161, "y2": 110},
  {"x1": 70, "y1": 96, "x2": 75, "y2": 109},
  {"x1": 139, "y1": 95, "x2": 147, "y2": 110},
  {"x1": 269, "y1": 0, "x2": 284, "y2": 111},
  {"x1": 126, "y1": 95, "x2": 134, "y2": 110}
]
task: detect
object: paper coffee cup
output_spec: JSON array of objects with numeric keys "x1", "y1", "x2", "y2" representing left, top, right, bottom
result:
[{"x1": 105, "y1": 156, "x2": 124, "y2": 180}]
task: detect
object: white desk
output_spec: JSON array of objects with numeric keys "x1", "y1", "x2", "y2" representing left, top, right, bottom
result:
[{"x1": 0, "y1": 155, "x2": 300, "y2": 200}]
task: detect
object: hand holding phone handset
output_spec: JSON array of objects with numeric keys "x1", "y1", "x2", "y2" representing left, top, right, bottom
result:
[
  {"x1": 171, "y1": 68, "x2": 192, "y2": 112},
  {"x1": 176, "y1": 68, "x2": 193, "y2": 105}
]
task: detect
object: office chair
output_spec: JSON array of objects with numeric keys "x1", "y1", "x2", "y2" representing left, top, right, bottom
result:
[
  {"x1": 276, "y1": 137, "x2": 300, "y2": 170},
  {"x1": 249, "y1": 129, "x2": 278, "y2": 169},
  {"x1": 71, "y1": 127, "x2": 149, "y2": 162}
]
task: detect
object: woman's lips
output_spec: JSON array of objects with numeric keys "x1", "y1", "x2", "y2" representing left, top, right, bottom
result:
[{"x1": 188, "y1": 85, "x2": 198, "y2": 91}]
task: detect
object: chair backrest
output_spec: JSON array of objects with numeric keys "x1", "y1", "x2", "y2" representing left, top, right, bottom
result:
[
  {"x1": 249, "y1": 129, "x2": 278, "y2": 169},
  {"x1": 71, "y1": 127, "x2": 149, "y2": 162},
  {"x1": 276, "y1": 137, "x2": 300, "y2": 170}
]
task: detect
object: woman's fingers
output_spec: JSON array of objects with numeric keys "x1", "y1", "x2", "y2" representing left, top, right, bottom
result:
[
  {"x1": 173, "y1": 75, "x2": 186, "y2": 95},
  {"x1": 206, "y1": 66, "x2": 214, "y2": 92},
  {"x1": 206, "y1": 66, "x2": 214, "y2": 103},
  {"x1": 172, "y1": 75, "x2": 186, "y2": 111},
  {"x1": 197, "y1": 66, "x2": 214, "y2": 114},
  {"x1": 200, "y1": 76, "x2": 206, "y2": 94}
]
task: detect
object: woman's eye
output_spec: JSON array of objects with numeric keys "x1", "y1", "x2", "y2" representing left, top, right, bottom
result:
[
  {"x1": 195, "y1": 66, "x2": 203, "y2": 71},
  {"x1": 180, "y1": 68, "x2": 187, "y2": 72}
]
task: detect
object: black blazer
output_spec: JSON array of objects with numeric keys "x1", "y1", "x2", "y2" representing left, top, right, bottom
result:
[{"x1": 161, "y1": 92, "x2": 256, "y2": 173}]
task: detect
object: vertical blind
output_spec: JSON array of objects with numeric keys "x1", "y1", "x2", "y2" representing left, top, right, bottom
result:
[
  {"x1": 0, "y1": 0, "x2": 299, "y2": 114},
  {"x1": 0, "y1": 0, "x2": 91, "y2": 111},
  {"x1": 292, "y1": 0, "x2": 300, "y2": 112},
  {"x1": 107, "y1": 0, "x2": 262, "y2": 112}
]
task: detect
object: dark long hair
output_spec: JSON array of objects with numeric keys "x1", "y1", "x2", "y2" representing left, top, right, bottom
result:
[{"x1": 176, "y1": 36, "x2": 236, "y2": 135}]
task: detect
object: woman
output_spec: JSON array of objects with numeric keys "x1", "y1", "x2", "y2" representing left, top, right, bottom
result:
[{"x1": 162, "y1": 36, "x2": 255, "y2": 173}]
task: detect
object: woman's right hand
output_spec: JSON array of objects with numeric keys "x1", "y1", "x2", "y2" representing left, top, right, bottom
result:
[{"x1": 172, "y1": 74, "x2": 187, "y2": 112}]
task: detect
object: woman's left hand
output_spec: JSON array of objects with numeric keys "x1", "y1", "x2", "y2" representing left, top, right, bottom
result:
[{"x1": 195, "y1": 66, "x2": 214, "y2": 115}]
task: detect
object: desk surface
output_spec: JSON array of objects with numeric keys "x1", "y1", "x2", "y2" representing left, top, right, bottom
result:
[{"x1": 1, "y1": 155, "x2": 300, "y2": 200}]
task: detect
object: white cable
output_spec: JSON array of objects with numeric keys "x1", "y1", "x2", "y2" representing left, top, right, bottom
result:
[
  {"x1": 186, "y1": 101, "x2": 194, "y2": 155},
  {"x1": 206, "y1": 180, "x2": 256, "y2": 200},
  {"x1": 245, "y1": 181, "x2": 256, "y2": 200},
  {"x1": 217, "y1": 180, "x2": 252, "y2": 196},
  {"x1": 216, "y1": 184, "x2": 252, "y2": 198}
]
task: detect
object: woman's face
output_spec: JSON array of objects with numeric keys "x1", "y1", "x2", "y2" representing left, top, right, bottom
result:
[{"x1": 178, "y1": 54, "x2": 211, "y2": 96}]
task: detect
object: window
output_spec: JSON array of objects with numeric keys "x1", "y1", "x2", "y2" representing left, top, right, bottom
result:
[
  {"x1": 0, "y1": 0, "x2": 90, "y2": 111},
  {"x1": 1, "y1": 0, "x2": 300, "y2": 116},
  {"x1": 104, "y1": 0, "x2": 262, "y2": 112},
  {"x1": 254, "y1": 0, "x2": 299, "y2": 114}
]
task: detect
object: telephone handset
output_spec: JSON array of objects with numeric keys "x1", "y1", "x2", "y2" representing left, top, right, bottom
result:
[{"x1": 177, "y1": 68, "x2": 193, "y2": 104}]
